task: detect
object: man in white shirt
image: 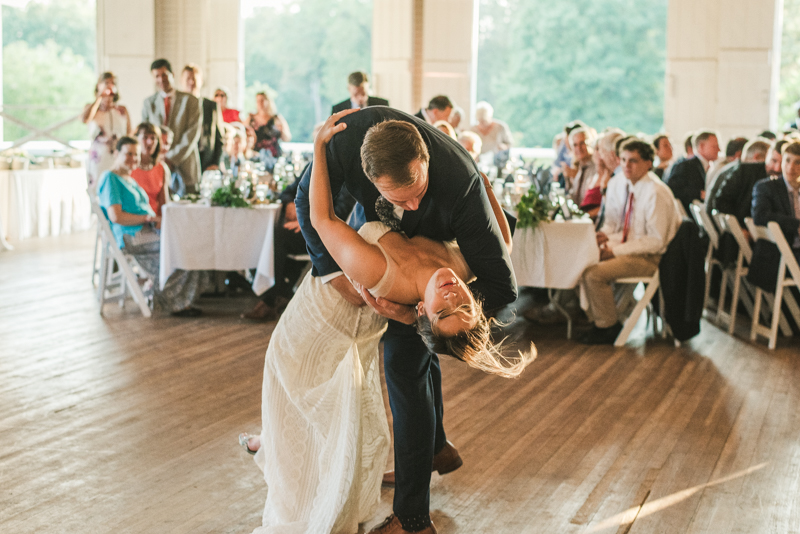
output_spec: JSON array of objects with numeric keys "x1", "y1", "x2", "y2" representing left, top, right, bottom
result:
[{"x1": 579, "y1": 138, "x2": 680, "y2": 344}]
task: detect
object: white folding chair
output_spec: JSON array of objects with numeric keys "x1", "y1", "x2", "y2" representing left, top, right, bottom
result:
[
  {"x1": 714, "y1": 213, "x2": 766, "y2": 335},
  {"x1": 614, "y1": 270, "x2": 676, "y2": 347},
  {"x1": 690, "y1": 200, "x2": 728, "y2": 318},
  {"x1": 91, "y1": 199, "x2": 152, "y2": 318},
  {"x1": 746, "y1": 219, "x2": 800, "y2": 349}
]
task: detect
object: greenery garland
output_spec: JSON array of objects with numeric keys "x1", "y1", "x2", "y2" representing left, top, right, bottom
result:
[{"x1": 211, "y1": 183, "x2": 251, "y2": 208}]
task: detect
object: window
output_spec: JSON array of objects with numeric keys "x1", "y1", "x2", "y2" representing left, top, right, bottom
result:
[
  {"x1": 476, "y1": 0, "x2": 668, "y2": 147},
  {"x1": 243, "y1": 0, "x2": 373, "y2": 142},
  {"x1": 2, "y1": 0, "x2": 96, "y2": 142}
]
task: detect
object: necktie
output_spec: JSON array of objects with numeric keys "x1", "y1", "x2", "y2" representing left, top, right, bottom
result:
[
  {"x1": 622, "y1": 191, "x2": 635, "y2": 243},
  {"x1": 375, "y1": 196, "x2": 403, "y2": 232},
  {"x1": 163, "y1": 96, "x2": 171, "y2": 125}
]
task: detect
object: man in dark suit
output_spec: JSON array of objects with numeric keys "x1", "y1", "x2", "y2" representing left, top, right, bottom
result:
[
  {"x1": 295, "y1": 107, "x2": 516, "y2": 534},
  {"x1": 142, "y1": 59, "x2": 202, "y2": 194},
  {"x1": 711, "y1": 138, "x2": 771, "y2": 227},
  {"x1": 330, "y1": 71, "x2": 389, "y2": 114},
  {"x1": 180, "y1": 64, "x2": 223, "y2": 172},
  {"x1": 665, "y1": 130, "x2": 720, "y2": 215},
  {"x1": 749, "y1": 141, "x2": 800, "y2": 294},
  {"x1": 414, "y1": 95, "x2": 453, "y2": 125},
  {"x1": 753, "y1": 141, "x2": 800, "y2": 254}
]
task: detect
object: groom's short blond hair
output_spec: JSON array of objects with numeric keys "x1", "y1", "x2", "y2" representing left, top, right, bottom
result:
[{"x1": 361, "y1": 120, "x2": 430, "y2": 187}]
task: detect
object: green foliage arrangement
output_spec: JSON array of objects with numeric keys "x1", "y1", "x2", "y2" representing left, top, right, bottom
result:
[
  {"x1": 515, "y1": 190, "x2": 553, "y2": 231},
  {"x1": 211, "y1": 183, "x2": 251, "y2": 208}
]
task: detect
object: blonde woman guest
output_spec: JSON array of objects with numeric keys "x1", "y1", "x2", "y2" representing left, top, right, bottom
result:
[
  {"x1": 248, "y1": 91, "x2": 291, "y2": 158},
  {"x1": 83, "y1": 72, "x2": 132, "y2": 191},
  {"x1": 433, "y1": 120, "x2": 457, "y2": 140},
  {"x1": 131, "y1": 122, "x2": 170, "y2": 216},
  {"x1": 458, "y1": 131, "x2": 483, "y2": 160}
]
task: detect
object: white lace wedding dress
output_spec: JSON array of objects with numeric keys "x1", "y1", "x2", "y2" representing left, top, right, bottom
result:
[{"x1": 251, "y1": 222, "x2": 394, "y2": 534}]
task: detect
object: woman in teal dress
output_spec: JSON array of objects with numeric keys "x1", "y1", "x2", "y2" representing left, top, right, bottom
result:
[{"x1": 97, "y1": 136, "x2": 211, "y2": 316}]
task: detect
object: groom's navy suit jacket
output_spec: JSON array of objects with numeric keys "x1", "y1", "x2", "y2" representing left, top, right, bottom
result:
[{"x1": 295, "y1": 106, "x2": 517, "y2": 311}]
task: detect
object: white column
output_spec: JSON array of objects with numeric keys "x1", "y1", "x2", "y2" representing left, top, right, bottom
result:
[
  {"x1": 372, "y1": 0, "x2": 477, "y2": 118},
  {"x1": 153, "y1": 0, "x2": 242, "y2": 105},
  {"x1": 96, "y1": 0, "x2": 156, "y2": 122},
  {"x1": 664, "y1": 0, "x2": 783, "y2": 141},
  {"x1": 420, "y1": 0, "x2": 476, "y2": 121}
]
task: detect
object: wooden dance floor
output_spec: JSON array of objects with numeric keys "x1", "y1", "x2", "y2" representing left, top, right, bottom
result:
[{"x1": 2, "y1": 229, "x2": 800, "y2": 533}]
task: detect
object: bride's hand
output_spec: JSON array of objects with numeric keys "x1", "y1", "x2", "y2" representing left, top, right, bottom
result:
[{"x1": 315, "y1": 108, "x2": 359, "y2": 147}]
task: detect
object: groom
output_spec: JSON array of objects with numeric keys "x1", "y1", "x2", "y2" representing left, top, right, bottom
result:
[{"x1": 295, "y1": 107, "x2": 517, "y2": 533}]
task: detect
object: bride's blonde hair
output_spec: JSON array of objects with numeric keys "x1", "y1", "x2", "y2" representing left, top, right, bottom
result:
[{"x1": 415, "y1": 299, "x2": 536, "y2": 378}]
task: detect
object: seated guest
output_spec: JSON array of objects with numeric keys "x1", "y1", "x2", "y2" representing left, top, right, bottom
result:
[
  {"x1": 433, "y1": 119, "x2": 457, "y2": 140},
  {"x1": 707, "y1": 136, "x2": 747, "y2": 191},
  {"x1": 97, "y1": 136, "x2": 210, "y2": 316},
  {"x1": 652, "y1": 134, "x2": 673, "y2": 179},
  {"x1": 766, "y1": 139, "x2": 789, "y2": 177},
  {"x1": 469, "y1": 101, "x2": 514, "y2": 156},
  {"x1": 221, "y1": 127, "x2": 247, "y2": 177},
  {"x1": 448, "y1": 106, "x2": 464, "y2": 132},
  {"x1": 213, "y1": 87, "x2": 241, "y2": 123},
  {"x1": 581, "y1": 129, "x2": 625, "y2": 217},
  {"x1": 551, "y1": 121, "x2": 587, "y2": 186},
  {"x1": 330, "y1": 71, "x2": 388, "y2": 114},
  {"x1": 248, "y1": 91, "x2": 291, "y2": 158},
  {"x1": 565, "y1": 127, "x2": 596, "y2": 206},
  {"x1": 665, "y1": 130, "x2": 719, "y2": 215},
  {"x1": 579, "y1": 138, "x2": 679, "y2": 344},
  {"x1": 415, "y1": 95, "x2": 453, "y2": 125},
  {"x1": 458, "y1": 131, "x2": 482, "y2": 160},
  {"x1": 244, "y1": 125, "x2": 258, "y2": 160},
  {"x1": 131, "y1": 122, "x2": 170, "y2": 216},
  {"x1": 752, "y1": 140, "x2": 800, "y2": 262},
  {"x1": 710, "y1": 138, "x2": 770, "y2": 232},
  {"x1": 683, "y1": 133, "x2": 695, "y2": 158},
  {"x1": 159, "y1": 125, "x2": 182, "y2": 197},
  {"x1": 182, "y1": 64, "x2": 223, "y2": 171}
]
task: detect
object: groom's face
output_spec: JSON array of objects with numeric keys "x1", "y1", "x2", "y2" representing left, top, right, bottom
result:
[{"x1": 373, "y1": 159, "x2": 429, "y2": 211}]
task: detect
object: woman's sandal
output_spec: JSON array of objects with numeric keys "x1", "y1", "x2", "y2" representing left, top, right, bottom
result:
[{"x1": 238, "y1": 433, "x2": 260, "y2": 455}]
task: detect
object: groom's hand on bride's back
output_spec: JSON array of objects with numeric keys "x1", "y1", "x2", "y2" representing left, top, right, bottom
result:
[
  {"x1": 356, "y1": 285, "x2": 416, "y2": 325},
  {"x1": 330, "y1": 275, "x2": 367, "y2": 308}
]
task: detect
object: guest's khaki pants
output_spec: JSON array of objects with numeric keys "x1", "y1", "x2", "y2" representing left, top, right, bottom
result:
[{"x1": 583, "y1": 254, "x2": 661, "y2": 328}]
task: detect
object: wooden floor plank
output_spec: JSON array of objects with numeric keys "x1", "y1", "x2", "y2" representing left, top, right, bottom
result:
[{"x1": 2, "y1": 230, "x2": 799, "y2": 533}]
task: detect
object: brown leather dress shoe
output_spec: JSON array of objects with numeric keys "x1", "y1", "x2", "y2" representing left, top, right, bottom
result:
[
  {"x1": 242, "y1": 301, "x2": 278, "y2": 321},
  {"x1": 382, "y1": 440, "x2": 463, "y2": 486},
  {"x1": 368, "y1": 514, "x2": 437, "y2": 534}
]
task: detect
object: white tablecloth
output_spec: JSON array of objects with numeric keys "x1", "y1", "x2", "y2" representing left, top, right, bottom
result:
[
  {"x1": 159, "y1": 203, "x2": 281, "y2": 294},
  {"x1": 510, "y1": 218, "x2": 599, "y2": 289},
  {"x1": 0, "y1": 168, "x2": 91, "y2": 241}
]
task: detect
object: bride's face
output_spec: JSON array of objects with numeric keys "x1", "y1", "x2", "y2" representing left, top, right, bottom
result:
[{"x1": 417, "y1": 268, "x2": 477, "y2": 337}]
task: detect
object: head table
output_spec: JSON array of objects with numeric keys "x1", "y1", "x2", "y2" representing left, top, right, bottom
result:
[
  {"x1": 159, "y1": 203, "x2": 282, "y2": 294},
  {"x1": 509, "y1": 217, "x2": 599, "y2": 337}
]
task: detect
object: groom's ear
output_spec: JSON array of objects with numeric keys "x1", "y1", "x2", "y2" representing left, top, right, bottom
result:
[{"x1": 416, "y1": 301, "x2": 425, "y2": 317}]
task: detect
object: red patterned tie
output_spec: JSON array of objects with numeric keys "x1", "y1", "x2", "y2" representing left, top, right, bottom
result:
[
  {"x1": 163, "y1": 96, "x2": 170, "y2": 125},
  {"x1": 622, "y1": 191, "x2": 634, "y2": 243}
]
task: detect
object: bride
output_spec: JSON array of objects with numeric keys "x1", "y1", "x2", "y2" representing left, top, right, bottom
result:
[{"x1": 246, "y1": 110, "x2": 533, "y2": 534}]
